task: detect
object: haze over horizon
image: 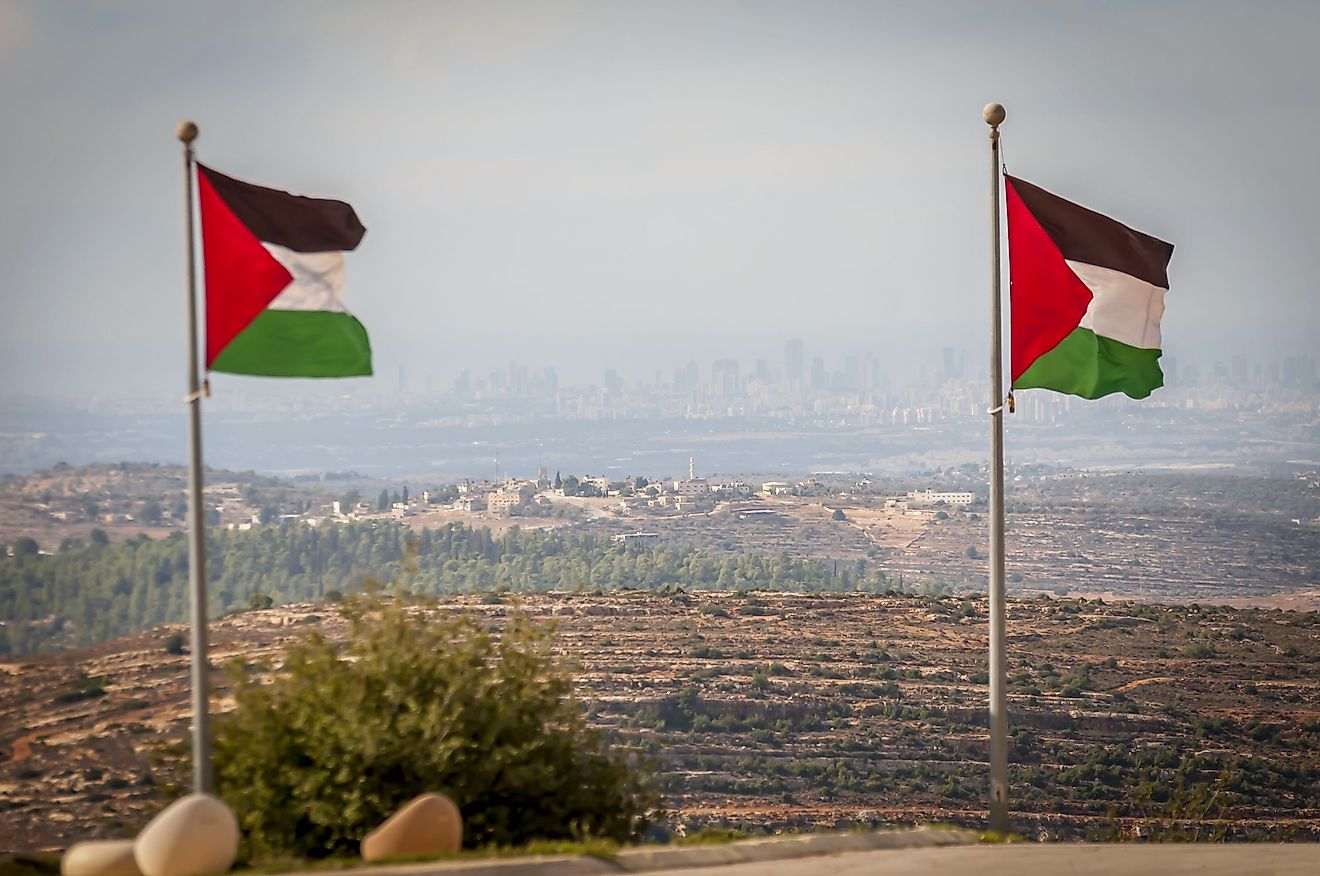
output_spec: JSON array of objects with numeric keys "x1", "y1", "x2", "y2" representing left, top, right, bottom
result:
[{"x1": 3, "y1": 1, "x2": 1319, "y2": 398}]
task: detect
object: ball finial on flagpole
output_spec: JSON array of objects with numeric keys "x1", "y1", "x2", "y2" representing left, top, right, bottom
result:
[
  {"x1": 177, "y1": 120, "x2": 199, "y2": 144},
  {"x1": 982, "y1": 103, "x2": 1006, "y2": 128}
]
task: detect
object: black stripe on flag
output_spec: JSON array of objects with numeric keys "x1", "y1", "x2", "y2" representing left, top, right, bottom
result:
[
  {"x1": 198, "y1": 164, "x2": 366, "y2": 253},
  {"x1": 1006, "y1": 175, "x2": 1173, "y2": 288}
]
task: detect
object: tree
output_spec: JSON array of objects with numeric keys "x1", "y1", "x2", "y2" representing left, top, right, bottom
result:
[
  {"x1": 89, "y1": 528, "x2": 110, "y2": 546},
  {"x1": 213, "y1": 596, "x2": 654, "y2": 858},
  {"x1": 247, "y1": 593, "x2": 274, "y2": 611},
  {"x1": 832, "y1": 508, "x2": 847, "y2": 521},
  {"x1": 553, "y1": 471, "x2": 562, "y2": 490},
  {"x1": 140, "y1": 501, "x2": 163, "y2": 526},
  {"x1": 163, "y1": 633, "x2": 187, "y2": 655},
  {"x1": 10, "y1": 537, "x2": 39, "y2": 557},
  {"x1": 377, "y1": 489, "x2": 390, "y2": 512}
]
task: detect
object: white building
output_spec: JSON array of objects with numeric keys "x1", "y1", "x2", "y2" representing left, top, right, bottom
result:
[
  {"x1": 672, "y1": 456, "x2": 710, "y2": 496},
  {"x1": 906, "y1": 488, "x2": 974, "y2": 506},
  {"x1": 613, "y1": 532, "x2": 660, "y2": 546},
  {"x1": 487, "y1": 492, "x2": 522, "y2": 516}
]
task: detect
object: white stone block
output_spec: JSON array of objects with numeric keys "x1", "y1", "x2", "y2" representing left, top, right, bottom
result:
[
  {"x1": 62, "y1": 839, "x2": 142, "y2": 876},
  {"x1": 361, "y1": 793, "x2": 462, "y2": 862},
  {"x1": 133, "y1": 794, "x2": 238, "y2": 876}
]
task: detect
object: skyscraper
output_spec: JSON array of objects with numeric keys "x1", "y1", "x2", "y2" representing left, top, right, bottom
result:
[
  {"x1": 712, "y1": 359, "x2": 740, "y2": 397},
  {"x1": 785, "y1": 338, "x2": 805, "y2": 382}
]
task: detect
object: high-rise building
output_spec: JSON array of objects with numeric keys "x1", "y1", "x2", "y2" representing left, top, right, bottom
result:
[
  {"x1": 843, "y1": 354, "x2": 860, "y2": 390},
  {"x1": 941, "y1": 346, "x2": 966, "y2": 381},
  {"x1": 509, "y1": 361, "x2": 528, "y2": 396},
  {"x1": 811, "y1": 356, "x2": 827, "y2": 390},
  {"x1": 785, "y1": 338, "x2": 805, "y2": 382},
  {"x1": 712, "y1": 359, "x2": 739, "y2": 397},
  {"x1": 1231, "y1": 355, "x2": 1248, "y2": 386},
  {"x1": 862, "y1": 353, "x2": 879, "y2": 391}
]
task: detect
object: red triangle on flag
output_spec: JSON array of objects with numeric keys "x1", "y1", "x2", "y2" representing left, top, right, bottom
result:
[
  {"x1": 198, "y1": 168, "x2": 293, "y2": 367},
  {"x1": 1005, "y1": 177, "x2": 1094, "y2": 382}
]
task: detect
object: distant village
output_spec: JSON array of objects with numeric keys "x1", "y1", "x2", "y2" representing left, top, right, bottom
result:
[
  {"x1": 204, "y1": 457, "x2": 975, "y2": 534},
  {"x1": 1, "y1": 459, "x2": 985, "y2": 553}
]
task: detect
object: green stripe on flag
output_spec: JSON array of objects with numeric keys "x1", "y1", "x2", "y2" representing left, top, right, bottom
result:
[
  {"x1": 211, "y1": 310, "x2": 372, "y2": 378},
  {"x1": 1013, "y1": 326, "x2": 1162, "y2": 400}
]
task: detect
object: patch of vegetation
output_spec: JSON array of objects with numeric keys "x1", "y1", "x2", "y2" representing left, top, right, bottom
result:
[
  {"x1": 211, "y1": 594, "x2": 656, "y2": 860},
  {"x1": 0, "y1": 522, "x2": 910, "y2": 655},
  {"x1": 53, "y1": 673, "x2": 107, "y2": 704},
  {"x1": 0, "y1": 855, "x2": 60, "y2": 876}
]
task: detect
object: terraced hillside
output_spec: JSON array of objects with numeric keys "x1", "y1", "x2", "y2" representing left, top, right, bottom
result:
[{"x1": 1, "y1": 592, "x2": 1317, "y2": 852}]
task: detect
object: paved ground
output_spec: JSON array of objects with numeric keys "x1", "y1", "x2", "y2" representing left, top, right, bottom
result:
[{"x1": 643, "y1": 844, "x2": 1318, "y2": 876}]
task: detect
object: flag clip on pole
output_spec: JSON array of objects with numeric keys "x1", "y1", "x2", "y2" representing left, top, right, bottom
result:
[
  {"x1": 983, "y1": 101, "x2": 1010, "y2": 835},
  {"x1": 178, "y1": 119, "x2": 213, "y2": 794}
]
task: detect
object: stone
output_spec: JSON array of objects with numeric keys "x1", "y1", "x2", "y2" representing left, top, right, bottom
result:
[
  {"x1": 361, "y1": 793, "x2": 462, "y2": 862},
  {"x1": 62, "y1": 839, "x2": 142, "y2": 876},
  {"x1": 133, "y1": 794, "x2": 239, "y2": 876}
]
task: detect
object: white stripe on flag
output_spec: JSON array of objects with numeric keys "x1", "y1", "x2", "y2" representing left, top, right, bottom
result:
[
  {"x1": 262, "y1": 243, "x2": 347, "y2": 313},
  {"x1": 1067, "y1": 260, "x2": 1166, "y2": 350}
]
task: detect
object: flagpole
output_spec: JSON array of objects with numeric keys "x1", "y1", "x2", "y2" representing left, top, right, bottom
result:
[
  {"x1": 983, "y1": 102, "x2": 1009, "y2": 834},
  {"x1": 178, "y1": 119, "x2": 213, "y2": 794}
]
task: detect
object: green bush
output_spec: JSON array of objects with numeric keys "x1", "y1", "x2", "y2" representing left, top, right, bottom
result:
[
  {"x1": 53, "y1": 673, "x2": 107, "y2": 704},
  {"x1": 246, "y1": 592, "x2": 274, "y2": 611},
  {"x1": 213, "y1": 596, "x2": 655, "y2": 859}
]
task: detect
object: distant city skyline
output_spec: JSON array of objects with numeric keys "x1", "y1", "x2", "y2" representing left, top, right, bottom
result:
[{"x1": 3, "y1": 2, "x2": 1320, "y2": 399}]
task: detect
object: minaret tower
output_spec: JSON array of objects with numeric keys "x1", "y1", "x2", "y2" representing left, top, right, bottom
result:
[{"x1": 689, "y1": 456, "x2": 696, "y2": 480}]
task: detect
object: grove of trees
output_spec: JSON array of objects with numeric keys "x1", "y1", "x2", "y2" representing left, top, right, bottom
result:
[{"x1": 1, "y1": 522, "x2": 908, "y2": 655}]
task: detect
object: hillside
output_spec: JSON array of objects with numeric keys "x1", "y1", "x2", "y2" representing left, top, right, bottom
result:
[{"x1": 1, "y1": 592, "x2": 1317, "y2": 852}]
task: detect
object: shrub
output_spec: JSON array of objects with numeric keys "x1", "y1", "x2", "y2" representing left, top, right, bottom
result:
[
  {"x1": 213, "y1": 596, "x2": 655, "y2": 859},
  {"x1": 54, "y1": 674, "x2": 107, "y2": 704},
  {"x1": 163, "y1": 634, "x2": 186, "y2": 655},
  {"x1": 10, "y1": 537, "x2": 39, "y2": 557}
]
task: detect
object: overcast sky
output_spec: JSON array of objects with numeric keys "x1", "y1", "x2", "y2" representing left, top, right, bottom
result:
[{"x1": 2, "y1": 0, "x2": 1318, "y2": 397}]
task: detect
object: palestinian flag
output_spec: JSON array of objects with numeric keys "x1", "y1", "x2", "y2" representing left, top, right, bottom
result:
[
  {"x1": 197, "y1": 164, "x2": 371, "y2": 377},
  {"x1": 1006, "y1": 175, "x2": 1173, "y2": 400}
]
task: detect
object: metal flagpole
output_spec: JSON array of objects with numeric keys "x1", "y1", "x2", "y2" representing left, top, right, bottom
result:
[
  {"x1": 178, "y1": 119, "x2": 213, "y2": 794},
  {"x1": 983, "y1": 102, "x2": 1009, "y2": 834}
]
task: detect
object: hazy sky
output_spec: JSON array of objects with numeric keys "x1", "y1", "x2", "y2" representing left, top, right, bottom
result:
[{"x1": 2, "y1": 1, "x2": 1318, "y2": 396}]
